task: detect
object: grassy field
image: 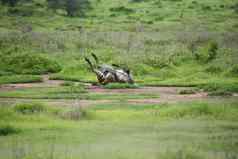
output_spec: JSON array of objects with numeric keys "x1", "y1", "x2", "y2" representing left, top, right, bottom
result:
[
  {"x1": 0, "y1": 86, "x2": 160, "y2": 100},
  {"x1": 0, "y1": 0, "x2": 238, "y2": 92},
  {"x1": 0, "y1": 101, "x2": 238, "y2": 159},
  {"x1": 0, "y1": 0, "x2": 238, "y2": 158}
]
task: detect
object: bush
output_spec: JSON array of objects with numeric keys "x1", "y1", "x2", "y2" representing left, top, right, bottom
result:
[
  {"x1": 59, "y1": 107, "x2": 89, "y2": 120},
  {"x1": 0, "y1": 53, "x2": 62, "y2": 74},
  {"x1": 103, "y1": 83, "x2": 140, "y2": 89},
  {"x1": 110, "y1": 6, "x2": 134, "y2": 14},
  {"x1": 0, "y1": 125, "x2": 19, "y2": 136},
  {"x1": 199, "y1": 82, "x2": 238, "y2": 93},
  {"x1": 179, "y1": 89, "x2": 196, "y2": 95},
  {"x1": 14, "y1": 103, "x2": 46, "y2": 114},
  {"x1": 205, "y1": 65, "x2": 223, "y2": 74},
  {"x1": 208, "y1": 90, "x2": 233, "y2": 97},
  {"x1": 194, "y1": 41, "x2": 218, "y2": 63},
  {"x1": 229, "y1": 64, "x2": 238, "y2": 76}
]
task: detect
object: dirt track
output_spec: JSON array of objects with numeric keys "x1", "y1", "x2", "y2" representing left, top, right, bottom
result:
[{"x1": 0, "y1": 75, "x2": 236, "y2": 107}]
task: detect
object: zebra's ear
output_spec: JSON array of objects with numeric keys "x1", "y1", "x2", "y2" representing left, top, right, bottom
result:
[{"x1": 125, "y1": 69, "x2": 130, "y2": 74}]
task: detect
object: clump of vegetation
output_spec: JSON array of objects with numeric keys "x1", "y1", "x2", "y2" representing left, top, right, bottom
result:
[
  {"x1": 208, "y1": 90, "x2": 233, "y2": 97},
  {"x1": 0, "y1": 75, "x2": 42, "y2": 84},
  {"x1": 59, "y1": 107, "x2": 90, "y2": 120},
  {"x1": 0, "y1": 52, "x2": 62, "y2": 74},
  {"x1": 14, "y1": 102, "x2": 46, "y2": 114},
  {"x1": 60, "y1": 81, "x2": 75, "y2": 86},
  {"x1": 194, "y1": 41, "x2": 218, "y2": 63},
  {"x1": 229, "y1": 64, "x2": 238, "y2": 76},
  {"x1": 103, "y1": 83, "x2": 140, "y2": 89},
  {"x1": 205, "y1": 65, "x2": 223, "y2": 74},
  {"x1": 158, "y1": 102, "x2": 238, "y2": 120},
  {"x1": 179, "y1": 89, "x2": 197, "y2": 95},
  {"x1": 199, "y1": 82, "x2": 238, "y2": 93},
  {"x1": 110, "y1": 6, "x2": 134, "y2": 14},
  {"x1": 47, "y1": 0, "x2": 91, "y2": 17},
  {"x1": 0, "y1": 125, "x2": 19, "y2": 136}
]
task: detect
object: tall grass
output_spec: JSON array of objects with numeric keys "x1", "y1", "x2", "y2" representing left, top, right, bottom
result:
[{"x1": 0, "y1": 101, "x2": 238, "y2": 158}]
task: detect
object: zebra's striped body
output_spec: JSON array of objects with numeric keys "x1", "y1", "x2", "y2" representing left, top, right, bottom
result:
[{"x1": 85, "y1": 54, "x2": 134, "y2": 85}]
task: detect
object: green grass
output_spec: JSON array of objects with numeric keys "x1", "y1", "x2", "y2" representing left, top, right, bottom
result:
[
  {"x1": 0, "y1": 0, "x2": 237, "y2": 89},
  {"x1": 0, "y1": 86, "x2": 159, "y2": 100},
  {"x1": 0, "y1": 75, "x2": 42, "y2": 84},
  {"x1": 87, "y1": 101, "x2": 238, "y2": 121},
  {"x1": 0, "y1": 101, "x2": 238, "y2": 159},
  {"x1": 0, "y1": 0, "x2": 237, "y2": 158},
  {"x1": 0, "y1": 52, "x2": 62, "y2": 75}
]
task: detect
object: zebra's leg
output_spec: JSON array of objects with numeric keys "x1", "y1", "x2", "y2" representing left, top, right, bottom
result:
[
  {"x1": 103, "y1": 72, "x2": 116, "y2": 84},
  {"x1": 94, "y1": 70, "x2": 106, "y2": 84}
]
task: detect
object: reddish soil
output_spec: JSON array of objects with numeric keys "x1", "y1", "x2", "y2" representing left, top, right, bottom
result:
[
  {"x1": 0, "y1": 75, "x2": 236, "y2": 107},
  {"x1": 0, "y1": 75, "x2": 65, "y2": 91}
]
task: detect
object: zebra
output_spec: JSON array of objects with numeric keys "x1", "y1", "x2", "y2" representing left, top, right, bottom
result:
[{"x1": 85, "y1": 53, "x2": 134, "y2": 85}]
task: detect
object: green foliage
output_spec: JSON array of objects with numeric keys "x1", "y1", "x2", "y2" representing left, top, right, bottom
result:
[
  {"x1": 178, "y1": 89, "x2": 196, "y2": 95},
  {"x1": 205, "y1": 65, "x2": 223, "y2": 74},
  {"x1": 208, "y1": 90, "x2": 233, "y2": 97},
  {"x1": 195, "y1": 41, "x2": 218, "y2": 63},
  {"x1": 47, "y1": 0, "x2": 90, "y2": 17},
  {"x1": 0, "y1": 124, "x2": 19, "y2": 136},
  {"x1": 0, "y1": 52, "x2": 61, "y2": 75},
  {"x1": 199, "y1": 82, "x2": 238, "y2": 93},
  {"x1": 110, "y1": 6, "x2": 134, "y2": 14},
  {"x1": 229, "y1": 64, "x2": 238, "y2": 76},
  {"x1": 14, "y1": 102, "x2": 46, "y2": 114},
  {"x1": 157, "y1": 102, "x2": 238, "y2": 120},
  {"x1": 59, "y1": 107, "x2": 90, "y2": 120}
]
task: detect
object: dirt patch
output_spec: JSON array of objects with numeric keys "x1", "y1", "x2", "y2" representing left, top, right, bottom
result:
[
  {"x1": 0, "y1": 75, "x2": 65, "y2": 90},
  {"x1": 0, "y1": 75, "x2": 236, "y2": 107}
]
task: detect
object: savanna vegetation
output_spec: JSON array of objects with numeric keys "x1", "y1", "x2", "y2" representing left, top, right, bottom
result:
[
  {"x1": 0, "y1": 0, "x2": 238, "y2": 158},
  {"x1": 0, "y1": 101, "x2": 238, "y2": 159}
]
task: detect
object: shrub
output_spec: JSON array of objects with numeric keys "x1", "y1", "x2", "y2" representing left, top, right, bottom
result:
[
  {"x1": 0, "y1": 125, "x2": 19, "y2": 136},
  {"x1": 231, "y1": 3, "x2": 238, "y2": 14},
  {"x1": 103, "y1": 83, "x2": 140, "y2": 89},
  {"x1": 110, "y1": 6, "x2": 134, "y2": 14},
  {"x1": 205, "y1": 65, "x2": 223, "y2": 74},
  {"x1": 59, "y1": 107, "x2": 89, "y2": 120},
  {"x1": 0, "y1": 52, "x2": 62, "y2": 74},
  {"x1": 208, "y1": 90, "x2": 233, "y2": 97},
  {"x1": 229, "y1": 64, "x2": 238, "y2": 76},
  {"x1": 14, "y1": 103, "x2": 46, "y2": 114},
  {"x1": 194, "y1": 41, "x2": 218, "y2": 63},
  {"x1": 199, "y1": 82, "x2": 238, "y2": 93},
  {"x1": 179, "y1": 89, "x2": 196, "y2": 95}
]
